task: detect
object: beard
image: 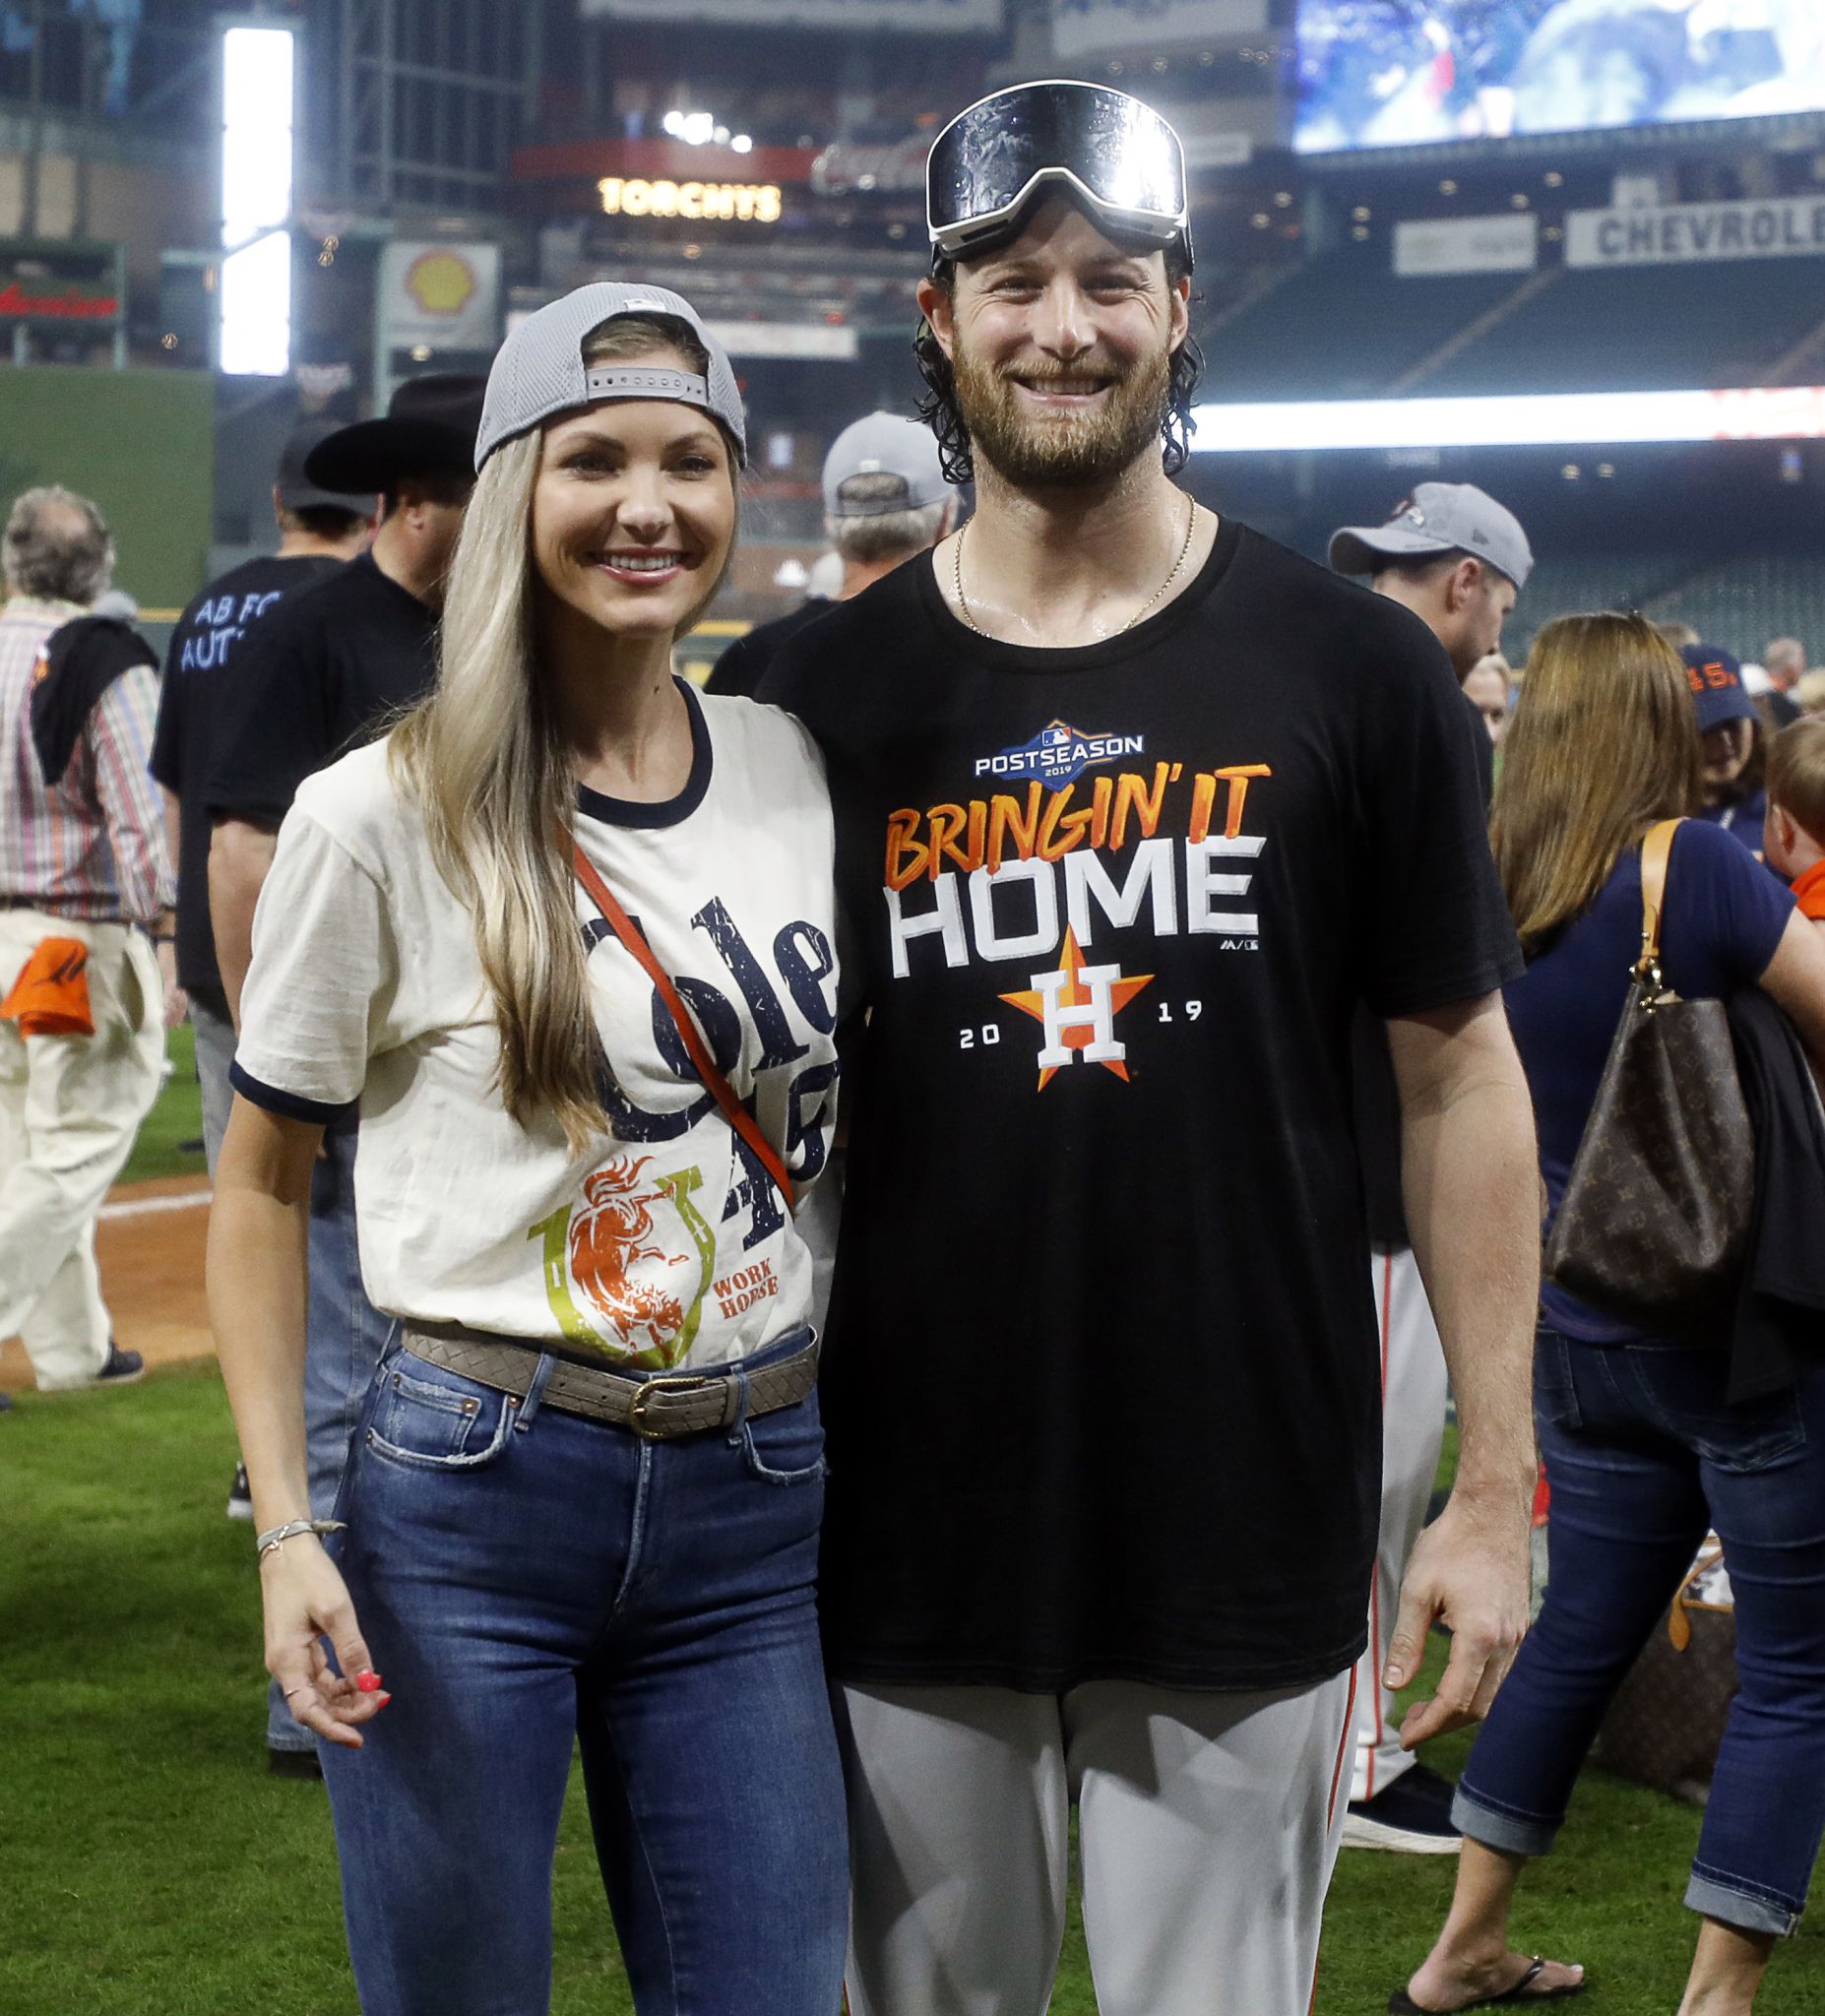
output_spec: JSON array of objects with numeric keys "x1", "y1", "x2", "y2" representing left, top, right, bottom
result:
[{"x1": 950, "y1": 334, "x2": 1172, "y2": 490}]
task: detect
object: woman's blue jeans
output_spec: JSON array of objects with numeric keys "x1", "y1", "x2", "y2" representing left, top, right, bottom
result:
[
  {"x1": 1454, "y1": 1328, "x2": 1825, "y2": 1937},
  {"x1": 319, "y1": 1329, "x2": 849, "y2": 2016}
]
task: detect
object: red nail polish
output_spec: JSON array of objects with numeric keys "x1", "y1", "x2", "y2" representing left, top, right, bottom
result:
[
  {"x1": 377, "y1": 1692, "x2": 393, "y2": 1708},
  {"x1": 356, "y1": 1670, "x2": 382, "y2": 1693}
]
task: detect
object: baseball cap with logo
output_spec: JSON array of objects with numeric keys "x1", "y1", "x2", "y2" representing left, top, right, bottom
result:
[
  {"x1": 823, "y1": 412, "x2": 949, "y2": 518},
  {"x1": 277, "y1": 420, "x2": 376, "y2": 516},
  {"x1": 1681, "y1": 643, "x2": 1759, "y2": 732},
  {"x1": 474, "y1": 283, "x2": 746, "y2": 472},
  {"x1": 1328, "y1": 481, "x2": 1535, "y2": 593}
]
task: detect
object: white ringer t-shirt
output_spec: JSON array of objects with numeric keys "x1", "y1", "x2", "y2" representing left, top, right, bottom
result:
[{"x1": 231, "y1": 683, "x2": 840, "y2": 1373}]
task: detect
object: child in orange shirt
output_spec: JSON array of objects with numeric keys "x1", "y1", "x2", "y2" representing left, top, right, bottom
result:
[{"x1": 1765, "y1": 717, "x2": 1825, "y2": 927}]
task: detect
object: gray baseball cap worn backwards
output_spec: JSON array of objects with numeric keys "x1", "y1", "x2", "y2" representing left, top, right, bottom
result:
[
  {"x1": 1329, "y1": 482, "x2": 1534, "y2": 592},
  {"x1": 474, "y1": 282, "x2": 747, "y2": 472},
  {"x1": 823, "y1": 412, "x2": 949, "y2": 517}
]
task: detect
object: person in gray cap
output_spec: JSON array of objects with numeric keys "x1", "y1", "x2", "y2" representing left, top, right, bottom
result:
[
  {"x1": 1330, "y1": 481, "x2": 1534, "y2": 681},
  {"x1": 768, "y1": 78, "x2": 1540, "y2": 2016},
  {"x1": 1327, "y1": 480, "x2": 1532, "y2": 1859},
  {"x1": 211, "y1": 283, "x2": 847, "y2": 2013},
  {"x1": 707, "y1": 410, "x2": 956, "y2": 699}
]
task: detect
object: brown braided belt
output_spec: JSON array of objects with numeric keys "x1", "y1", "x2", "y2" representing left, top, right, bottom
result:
[{"x1": 401, "y1": 1324, "x2": 819, "y2": 1441}]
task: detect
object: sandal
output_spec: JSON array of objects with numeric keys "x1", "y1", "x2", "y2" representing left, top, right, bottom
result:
[{"x1": 1389, "y1": 1955, "x2": 1587, "y2": 2012}]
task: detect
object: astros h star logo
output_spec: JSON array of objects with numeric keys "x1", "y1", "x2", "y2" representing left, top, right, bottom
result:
[{"x1": 1000, "y1": 928, "x2": 1154, "y2": 1091}]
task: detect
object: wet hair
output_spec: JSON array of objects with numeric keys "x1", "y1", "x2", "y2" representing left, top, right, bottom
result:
[{"x1": 913, "y1": 244, "x2": 1202, "y2": 485}]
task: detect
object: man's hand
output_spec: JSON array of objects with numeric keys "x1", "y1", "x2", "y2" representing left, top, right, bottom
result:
[{"x1": 1386, "y1": 1483, "x2": 1531, "y2": 1748}]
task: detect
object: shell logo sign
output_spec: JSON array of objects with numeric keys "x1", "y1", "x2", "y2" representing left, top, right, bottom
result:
[{"x1": 405, "y1": 248, "x2": 478, "y2": 317}]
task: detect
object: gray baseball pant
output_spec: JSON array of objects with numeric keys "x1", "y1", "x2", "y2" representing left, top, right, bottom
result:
[
  {"x1": 837, "y1": 1668, "x2": 1357, "y2": 2016},
  {"x1": 1352, "y1": 1244, "x2": 1450, "y2": 1805}
]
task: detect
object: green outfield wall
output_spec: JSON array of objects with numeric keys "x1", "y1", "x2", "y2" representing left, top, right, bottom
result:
[{"x1": 0, "y1": 366, "x2": 213, "y2": 613}]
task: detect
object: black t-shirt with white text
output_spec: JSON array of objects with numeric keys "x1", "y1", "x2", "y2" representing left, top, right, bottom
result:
[
  {"x1": 151, "y1": 554, "x2": 342, "y2": 995},
  {"x1": 204, "y1": 550, "x2": 436, "y2": 832},
  {"x1": 765, "y1": 516, "x2": 1522, "y2": 1692}
]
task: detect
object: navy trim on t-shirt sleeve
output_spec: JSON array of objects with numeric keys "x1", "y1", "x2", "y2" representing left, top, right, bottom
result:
[{"x1": 228, "y1": 1060, "x2": 349, "y2": 1124}]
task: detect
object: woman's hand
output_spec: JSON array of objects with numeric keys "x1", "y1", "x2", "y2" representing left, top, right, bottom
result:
[{"x1": 261, "y1": 1537, "x2": 390, "y2": 1748}]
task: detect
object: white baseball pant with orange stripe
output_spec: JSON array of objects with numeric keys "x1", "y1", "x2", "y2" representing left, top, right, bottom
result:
[
  {"x1": 1352, "y1": 1244, "x2": 1450, "y2": 1805},
  {"x1": 837, "y1": 1668, "x2": 1357, "y2": 2016}
]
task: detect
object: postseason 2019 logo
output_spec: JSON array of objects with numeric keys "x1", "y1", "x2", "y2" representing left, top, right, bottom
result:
[{"x1": 975, "y1": 720, "x2": 1144, "y2": 792}]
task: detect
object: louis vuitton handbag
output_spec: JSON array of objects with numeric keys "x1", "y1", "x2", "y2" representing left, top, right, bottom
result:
[{"x1": 1542, "y1": 818, "x2": 1755, "y2": 1333}]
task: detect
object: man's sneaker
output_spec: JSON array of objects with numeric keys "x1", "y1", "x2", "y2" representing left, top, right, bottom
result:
[
  {"x1": 227, "y1": 1462, "x2": 255, "y2": 1521},
  {"x1": 93, "y1": 1343, "x2": 145, "y2": 1386},
  {"x1": 1343, "y1": 1762, "x2": 1463, "y2": 1854},
  {"x1": 0, "y1": 1390, "x2": 12, "y2": 1412}
]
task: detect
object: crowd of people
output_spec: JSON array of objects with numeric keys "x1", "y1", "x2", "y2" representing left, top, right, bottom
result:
[{"x1": 5, "y1": 74, "x2": 1825, "y2": 2016}]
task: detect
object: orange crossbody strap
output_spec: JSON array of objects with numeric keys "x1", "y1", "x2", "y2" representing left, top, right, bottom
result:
[
  {"x1": 571, "y1": 842, "x2": 796, "y2": 1212},
  {"x1": 1638, "y1": 816, "x2": 1683, "y2": 971}
]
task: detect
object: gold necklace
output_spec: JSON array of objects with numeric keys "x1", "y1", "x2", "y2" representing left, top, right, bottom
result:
[{"x1": 952, "y1": 495, "x2": 1199, "y2": 641}]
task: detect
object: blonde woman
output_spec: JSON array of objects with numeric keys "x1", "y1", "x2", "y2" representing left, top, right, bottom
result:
[
  {"x1": 1395, "y1": 615, "x2": 1825, "y2": 2016},
  {"x1": 208, "y1": 284, "x2": 848, "y2": 2015}
]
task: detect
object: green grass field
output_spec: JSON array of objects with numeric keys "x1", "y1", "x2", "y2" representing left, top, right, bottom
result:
[
  {"x1": 120, "y1": 1022, "x2": 208, "y2": 1188},
  {"x1": 42, "y1": 1037, "x2": 1825, "y2": 2010},
  {"x1": 4, "y1": 1366, "x2": 1824, "y2": 2014}
]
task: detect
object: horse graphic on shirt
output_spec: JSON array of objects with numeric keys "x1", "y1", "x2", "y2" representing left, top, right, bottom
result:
[
  {"x1": 567, "y1": 1156, "x2": 690, "y2": 1352},
  {"x1": 527, "y1": 1155, "x2": 719, "y2": 1368}
]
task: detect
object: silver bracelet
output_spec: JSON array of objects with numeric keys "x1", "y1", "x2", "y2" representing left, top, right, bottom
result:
[{"x1": 256, "y1": 1517, "x2": 346, "y2": 1561}]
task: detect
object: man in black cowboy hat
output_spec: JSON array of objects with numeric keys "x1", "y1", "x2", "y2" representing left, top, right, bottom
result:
[{"x1": 202, "y1": 372, "x2": 483, "y2": 1777}]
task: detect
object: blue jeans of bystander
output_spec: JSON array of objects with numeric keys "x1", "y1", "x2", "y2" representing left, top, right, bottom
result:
[
  {"x1": 319, "y1": 1327, "x2": 849, "y2": 2016},
  {"x1": 1455, "y1": 1328, "x2": 1825, "y2": 1937}
]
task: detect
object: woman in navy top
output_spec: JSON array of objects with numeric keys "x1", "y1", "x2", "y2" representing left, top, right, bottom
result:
[{"x1": 1398, "y1": 615, "x2": 1825, "y2": 2016}]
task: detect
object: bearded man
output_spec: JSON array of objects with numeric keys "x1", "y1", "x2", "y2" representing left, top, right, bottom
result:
[{"x1": 765, "y1": 81, "x2": 1542, "y2": 2016}]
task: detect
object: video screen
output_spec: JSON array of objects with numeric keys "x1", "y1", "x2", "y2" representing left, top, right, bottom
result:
[{"x1": 1294, "y1": 1, "x2": 1825, "y2": 153}]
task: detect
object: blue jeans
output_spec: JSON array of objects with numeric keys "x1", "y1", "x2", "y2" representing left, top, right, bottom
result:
[
  {"x1": 1455, "y1": 1328, "x2": 1825, "y2": 1937},
  {"x1": 267, "y1": 1124, "x2": 396, "y2": 1754},
  {"x1": 319, "y1": 1328, "x2": 849, "y2": 2016}
]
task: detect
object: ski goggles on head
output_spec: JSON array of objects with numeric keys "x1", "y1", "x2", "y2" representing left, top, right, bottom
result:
[{"x1": 926, "y1": 80, "x2": 1192, "y2": 272}]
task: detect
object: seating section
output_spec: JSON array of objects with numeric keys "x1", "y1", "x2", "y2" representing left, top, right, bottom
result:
[
  {"x1": 1203, "y1": 251, "x2": 1825, "y2": 402},
  {"x1": 1423, "y1": 261, "x2": 1825, "y2": 396},
  {"x1": 1201, "y1": 254, "x2": 1520, "y2": 401},
  {"x1": 1505, "y1": 553, "x2": 1825, "y2": 664}
]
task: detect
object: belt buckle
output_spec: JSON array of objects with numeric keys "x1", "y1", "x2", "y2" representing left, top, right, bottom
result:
[{"x1": 626, "y1": 1373, "x2": 709, "y2": 1440}]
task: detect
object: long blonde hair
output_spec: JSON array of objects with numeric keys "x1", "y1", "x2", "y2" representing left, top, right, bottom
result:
[
  {"x1": 390, "y1": 316, "x2": 737, "y2": 1152},
  {"x1": 1492, "y1": 612, "x2": 1701, "y2": 955}
]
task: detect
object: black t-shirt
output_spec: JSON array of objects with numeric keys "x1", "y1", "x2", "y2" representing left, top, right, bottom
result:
[
  {"x1": 204, "y1": 550, "x2": 436, "y2": 831},
  {"x1": 765, "y1": 517, "x2": 1522, "y2": 1692},
  {"x1": 150, "y1": 554, "x2": 343, "y2": 995},
  {"x1": 702, "y1": 598, "x2": 837, "y2": 700},
  {"x1": 1353, "y1": 694, "x2": 1496, "y2": 1247}
]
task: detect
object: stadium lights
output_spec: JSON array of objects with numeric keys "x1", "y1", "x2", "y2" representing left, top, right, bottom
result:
[
  {"x1": 1189, "y1": 386, "x2": 1825, "y2": 454},
  {"x1": 661, "y1": 109, "x2": 749, "y2": 151},
  {"x1": 219, "y1": 23, "x2": 295, "y2": 376}
]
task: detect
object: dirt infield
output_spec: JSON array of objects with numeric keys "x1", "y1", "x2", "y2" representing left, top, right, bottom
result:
[{"x1": 0, "y1": 1175, "x2": 212, "y2": 1392}]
